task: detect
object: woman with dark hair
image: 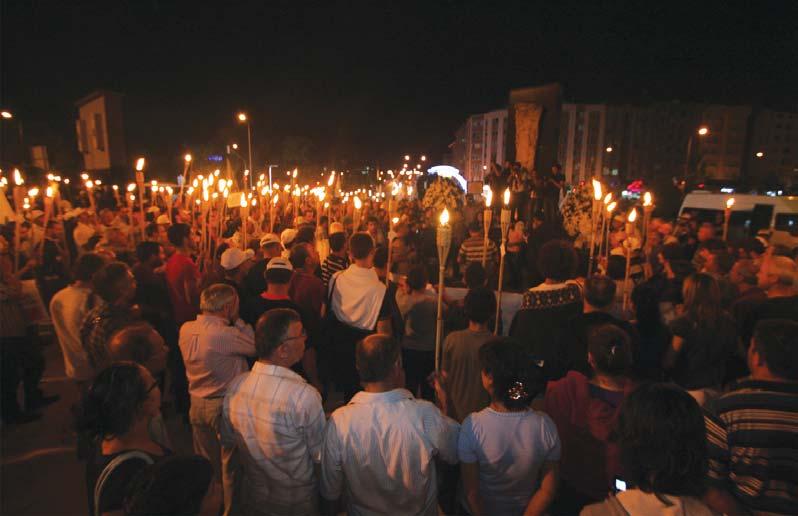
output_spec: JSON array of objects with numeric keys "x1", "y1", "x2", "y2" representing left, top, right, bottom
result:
[
  {"x1": 663, "y1": 273, "x2": 738, "y2": 402},
  {"x1": 544, "y1": 325, "x2": 637, "y2": 514},
  {"x1": 78, "y1": 362, "x2": 170, "y2": 516},
  {"x1": 581, "y1": 383, "x2": 714, "y2": 515},
  {"x1": 631, "y1": 283, "x2": 671, "y2": 381},
  {"x1": 458, "y1": 337, "x2": 560, "y2": 515}
]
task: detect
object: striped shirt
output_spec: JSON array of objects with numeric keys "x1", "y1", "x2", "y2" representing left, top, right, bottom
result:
[
  {"x1": 458, "y1": 235, "x2": 497, "y2": 267},
  {"x1": 322, "y1": 253, "x2": 349, "y2": 287},
  {"x1": 221, "y1": 362, "x2": 326, "y2": 514},
  {"x1": 178, "y1": 314, "x2": 256, "y2": 399},
  {"x1": 704, "y1": 378, "x2": 798, "y2": 515}
]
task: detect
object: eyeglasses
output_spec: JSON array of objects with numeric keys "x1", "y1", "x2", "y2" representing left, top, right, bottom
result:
[
  {"x1": 284, "y1": 330, "x2": 307, "y2": 342},
  {"x1": 146, "y1": 381, "x2": 159, "y2": 394}
]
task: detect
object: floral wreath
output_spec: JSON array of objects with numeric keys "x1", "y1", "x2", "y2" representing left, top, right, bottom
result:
[{"x1": 421, "y1": 177, "x2": 464, "y2": 217}]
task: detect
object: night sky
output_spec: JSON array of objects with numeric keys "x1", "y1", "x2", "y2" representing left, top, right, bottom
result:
[{"x1": 2, "y1": 0, "x2": 797, "y2": 176}]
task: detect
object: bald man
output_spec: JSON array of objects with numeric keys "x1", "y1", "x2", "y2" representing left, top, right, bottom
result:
[
  {"x1": 108, "y1": 323, "x2": 169, "y2": 375},
  {"x1": 742, "y1": 255, "x2": 798, "y2": 345}
]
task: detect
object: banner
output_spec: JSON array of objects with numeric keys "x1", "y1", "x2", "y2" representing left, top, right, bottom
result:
[{"x1": 514, "y1": 102, "x2": 542, "y2": 171}]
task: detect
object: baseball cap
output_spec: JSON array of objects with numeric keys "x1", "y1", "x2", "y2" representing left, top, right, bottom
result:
[
  {"x1": 220, "y1": 248, "x2": 254, "y2": 270},
  {"x1": 266, "y1": 257, "x2": 293, "y2": 271},
  {"x1": 259, "y1": 233, "x2": 282, "y2": 248},
  {"x1": 281, "y1": 228, "x2": 298, "y2": 247}
]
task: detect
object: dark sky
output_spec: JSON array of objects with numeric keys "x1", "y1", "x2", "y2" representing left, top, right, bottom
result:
[{"x1": 2, "y1": 0, "x2": 797, "y2": 175}]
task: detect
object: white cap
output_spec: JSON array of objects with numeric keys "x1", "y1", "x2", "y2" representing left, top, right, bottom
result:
[
  {"x1": 266, "y1": 257, "x2": 293, "y2": 271},
  {"x1": 220, "y1": 247, "x2": 254, "y2": 270},
  {"x1": 259, "y1": 233, "x2": 282, "y2": 248},
  {"x1": 281, "y1": 228, "x2": 298, "y2": 247},
  {"x1": 156, "y1": 214, "x2": 170, "y2": 225}
]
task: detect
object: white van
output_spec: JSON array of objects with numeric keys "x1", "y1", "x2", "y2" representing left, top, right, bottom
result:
[{"x1": 679, "y1": 191, "x2": 798, "y2": 251}]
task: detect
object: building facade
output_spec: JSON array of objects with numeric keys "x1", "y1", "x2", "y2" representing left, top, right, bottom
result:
[
  {"x1": 451, "y1": 109, "x2": 508, "y2": 182},
  {"x1": 75, "y1": 90, "x2": 126, "y2": 173},
  {"x1": 457, "y1": 100, "x2": 797, "y2": 187}
]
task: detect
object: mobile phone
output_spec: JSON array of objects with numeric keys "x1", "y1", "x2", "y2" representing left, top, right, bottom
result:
[{"x1": 614, "y1": 477, "x2": 627, "y2": 493}]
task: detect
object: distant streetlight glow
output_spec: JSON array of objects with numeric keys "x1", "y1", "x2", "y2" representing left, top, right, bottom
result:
[
  {"x1": 698, "y1": 126, "x2": 709, "y2": 136},
  {"x1": 237, "y1": 113, "x2": 247, "y2": 122},
  {"x1": 1, "y1": 111, "x2": 12, "y2": 119},
  {"x1": 756, "y1": 151, "x2": 764, "y2": 158},
  {"x1": 605, "y1": 146, "x2": 613, "y2": 153},
  {"x1": 232, "y1": 143, "x2": 238, "y2": 150}
]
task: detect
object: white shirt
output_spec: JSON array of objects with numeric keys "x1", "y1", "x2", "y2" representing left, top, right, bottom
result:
[
  {"x1": 73, "y1": 221, "x2": 96, "y2": 249},
  {"x1": 49, "y1": 284, "x2": 96, "y2": 381},
  {"x1": 178, "y1": 314, "x2": 255, "y2": 398},
  {"x1": 222, "y1": 362, "x2": 326, "y2": 514},
  {"x1": 320, "y1": 388, "x2": 460, "y2": 516},
  {"x1": 329, "y1": 264, "x2": 387, "y2": 330}
]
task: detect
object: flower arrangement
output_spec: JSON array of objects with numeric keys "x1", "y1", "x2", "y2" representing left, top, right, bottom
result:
[
  {"x1": 560, "y1": 183, "x2": 593, "y2": 246},
  {"x1": 421, "y1": 177, "x2": 464, "y2": 216}
]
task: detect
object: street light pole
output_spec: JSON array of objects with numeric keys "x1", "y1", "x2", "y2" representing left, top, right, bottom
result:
[
  {"x1": 684, "y1": 126, "x2": 709, "y2": 184},
  {"x1": 246, "y1": 122, "x2": 253, "y2": 190}
]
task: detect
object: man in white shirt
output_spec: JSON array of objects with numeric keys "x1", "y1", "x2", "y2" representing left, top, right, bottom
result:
[
  {"x1": 49, "y1": 252, "x2": 107, "y2": 385},
  {"x1": 320, "y1": 334, "x2": 460, "y2": 516},
  {"x1": 222, "y1": 308, "x2": 326, "y2": 515},
  {"x1": 327, "y1": 232, "x2": 393, "y2": 399},
  {"x1": 179, "y1": 283, "x2": 256, "y2": 516},
  {"x1": 72, "y1": 209, "x2": 97, "y2": 251}
]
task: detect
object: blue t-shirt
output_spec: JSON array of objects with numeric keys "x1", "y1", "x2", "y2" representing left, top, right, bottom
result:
[{"x1": 458, "y1": 407, "x2": 561, "y2": 515}]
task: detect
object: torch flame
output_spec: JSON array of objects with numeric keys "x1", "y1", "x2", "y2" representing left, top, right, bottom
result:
[
  {"x1": 628, "y1": 208, "x2": 637, "y2": 223},
  {"x1": 503, "y1": 188, "x2": 510, "y2": 206},
  {"x1": 46, "y1": 186, "x2": 54, "y2": 198},
  {"x1": 184, "y1": 154, "x2": 192, "y2": 163},
  {"x1": 112, "y1": 184, "x2": 119, "y2": 191},
  {"x1": 592, "y1": 179, "x2": 603, "y2": 201},
  {"x1": 353, "y1": 197, "x2": 362, "y2": 210},
  {"x1": 485, "y1": 189, "x2": 493, "y2": 208},
  {"x1": 273, "y1": 194, "x2": 279, "y2": 205},
  {"x1": 726, "y1": 197, "x2": 735, "y2": 209},
  {"x1": 135, "y1": 158, "x2": 145, "y2": 171},
  {"x1": 127, "y1": 183, "x2": 136, "y2": 192},
  {"x1": 14, "y1": 169, "x2": 24, "y2": 186},
  {"x1": 327, "y1": 172, "x2": 335, "y2": 187},
  {"x1": 292, "y1": 168, "x2": 298, "y2": 178},
  {"x1": 604, "y1": 192, "x2": 613, "y2": 204},
  {"x1": 440, "y1": 208, "x2": 450, "y2": 225},
  {"x1": 643, "y1": 192, "x2": 652, "y2": 207},
  {"x1": 607, "y1": 201, "x2": 617, "y2": 213},
  {"x1": 28, "y1": 187, "x2": 40, "y2": 197},
  {"x1": 85, "y1": 181, "x2": 93, "y2": 189},
  {"x1": 392, "y1": 216, "x2": 399, "y2": 224},
  {"x1": 240, "y1": 196, "x2": 248, "y2": 208}
]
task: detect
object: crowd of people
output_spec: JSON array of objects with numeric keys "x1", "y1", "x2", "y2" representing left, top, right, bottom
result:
[{"x1": 1, "y1": 171, "x2": 797, "y2": 515}]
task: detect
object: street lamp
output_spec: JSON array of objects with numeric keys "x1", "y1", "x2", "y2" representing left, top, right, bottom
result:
[
  {"x1": 756, "y1": 151, "x2": 765, "y2": 158},
  {"x1": 236, "y1": 112, "x2": 253, "y2": 190},
  {"x1": 685, "y1": 126, "x2": 710, "y2": 183},
  {"x1": 605, "y1": 146, "x2": 613, "y2": 153},
  {"x1": 1, "y1": 111, "x2": 12, "y2": 119}
]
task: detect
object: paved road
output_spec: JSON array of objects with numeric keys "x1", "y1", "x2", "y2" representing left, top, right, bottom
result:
[{"x1": 1, "y1": 339, "x2": 193, "y2": 515}]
